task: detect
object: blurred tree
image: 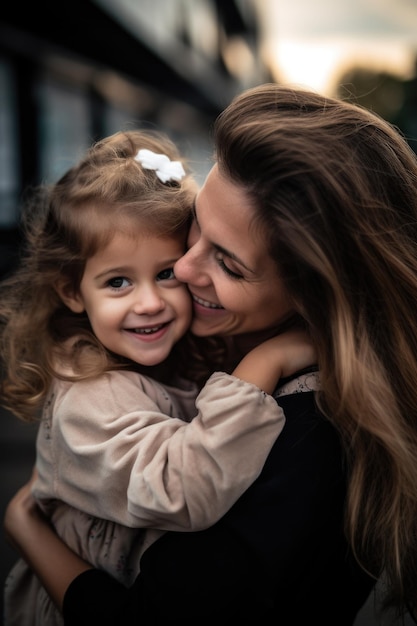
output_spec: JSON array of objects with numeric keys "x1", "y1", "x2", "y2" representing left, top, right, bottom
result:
[{"x1": 336, "y1": 60, "x2": 417, "y2": 154}]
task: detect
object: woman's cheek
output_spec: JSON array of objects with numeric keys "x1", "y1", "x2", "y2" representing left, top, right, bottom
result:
[{"x1": 186, "y1": 221, "x2": 200, "y2": 248}]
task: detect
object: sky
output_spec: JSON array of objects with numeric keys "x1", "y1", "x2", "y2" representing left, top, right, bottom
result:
[{"x1": 256, "y1": 0, "x2": 417, "y2": 95}]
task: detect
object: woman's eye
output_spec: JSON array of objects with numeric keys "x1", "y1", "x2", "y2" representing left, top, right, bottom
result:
[
  {"x1": 217, "y1": 257, "x2": 243, "y2": 280},
  {"x1": 157, "y1": 268, "x2": 176, "y2": 281},
  {"x1": 107, "y1": 276, "x2": 130, "y2": 289}
]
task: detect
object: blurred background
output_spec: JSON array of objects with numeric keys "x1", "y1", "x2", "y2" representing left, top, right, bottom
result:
[{"x1": 1, "y1": 1, "x2": 417, "y2": 624}]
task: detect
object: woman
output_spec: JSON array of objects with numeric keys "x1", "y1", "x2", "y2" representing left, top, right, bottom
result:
[{"x1": 5, "y1": 83, "x2": 417, "y2": 624}]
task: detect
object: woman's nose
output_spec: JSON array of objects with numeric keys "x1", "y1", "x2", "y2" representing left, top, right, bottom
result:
[{"x1": 174, "y1": 246, "x2": 197, "y2": 283}]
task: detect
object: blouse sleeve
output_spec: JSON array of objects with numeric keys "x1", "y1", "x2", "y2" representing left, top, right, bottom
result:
[{"x1": 34, "y1": 370, "x2": 284, "y2": 531}]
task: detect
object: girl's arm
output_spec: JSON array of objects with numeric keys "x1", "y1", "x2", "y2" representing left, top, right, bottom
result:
[
  {"x1": 232, "y1": 328, "x2": 316, "y2": 394},
  {"x1": 35, "y1": 330, "x2": 316, "y2": 533}
]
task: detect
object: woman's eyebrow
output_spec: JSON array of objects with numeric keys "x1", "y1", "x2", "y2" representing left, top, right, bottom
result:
[
  {"x1": 193, "y1": 198, "x2": 255, "y2": 274},
  {"x1": 213, "y1": 243, "x2": 255, "y2": 273}
]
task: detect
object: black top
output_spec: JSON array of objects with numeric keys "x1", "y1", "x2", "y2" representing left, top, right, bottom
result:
[{"x1": 63, "y1": 388, "x2": 375, "y2": 625}]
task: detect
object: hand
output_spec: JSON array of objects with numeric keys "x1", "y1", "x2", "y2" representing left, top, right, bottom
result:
[
  {"x1": 4, "y1": 468, "x2": 46, "y2": 554},
  {"x1": 4, "y1": 467, "x2": 93, "y2": 611},
  {"x1": 256, "y1": 328, "x2": 317, "y2": 379},
  {"x1": 232, "y1": 328, "x2": 316, "y2": 394}
]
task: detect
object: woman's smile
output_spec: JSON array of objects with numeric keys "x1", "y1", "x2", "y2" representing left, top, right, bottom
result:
[{"x1": 174, "y1": 164, "x2": 293, "y2": 337}]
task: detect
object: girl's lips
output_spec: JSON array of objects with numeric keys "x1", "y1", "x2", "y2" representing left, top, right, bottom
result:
[
  {"x1": 125, "y1": 322, "x2": 171, "y2": 342},
  {"x1": 131, "y1": 323, "x2": 167, "y2": 334}
]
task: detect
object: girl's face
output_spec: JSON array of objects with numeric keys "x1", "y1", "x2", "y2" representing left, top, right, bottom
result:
[
  {"x1": 61, "y1": 231, "x2": 192, "y2": 366},
  {"x1": 174, "y1": 164, "x2": 293, "y2": 338}
]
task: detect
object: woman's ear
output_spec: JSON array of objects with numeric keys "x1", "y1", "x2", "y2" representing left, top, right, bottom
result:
[{"x1": 54, "y1": 279, "x2": 85, "y2": 313}]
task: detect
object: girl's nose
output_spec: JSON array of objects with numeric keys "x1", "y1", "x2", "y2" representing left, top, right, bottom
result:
[{"x1": 133, "y1": 285, "x2": 165, "y2": 315}]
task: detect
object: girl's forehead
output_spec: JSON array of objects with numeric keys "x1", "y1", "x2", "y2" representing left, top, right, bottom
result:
[
  {"x1": 86, "y1": 218, "x2": 185, "y2": 246},
  {"x1": 96, "y1": 226, "x2": 186, "y2": 250}
]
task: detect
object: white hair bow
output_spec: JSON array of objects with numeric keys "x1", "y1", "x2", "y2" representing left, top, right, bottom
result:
[{"x1": 134, "y1": 149, "x2": 186, "y2": 183}]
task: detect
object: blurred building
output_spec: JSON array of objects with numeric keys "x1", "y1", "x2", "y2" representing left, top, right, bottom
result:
[{"x1": 0, "y1": 0, "x2": 271, "y2": 276}]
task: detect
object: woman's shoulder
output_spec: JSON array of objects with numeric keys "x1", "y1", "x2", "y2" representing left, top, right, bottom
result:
[{"x1": 270, "y1": 369, "x2": 342, "y2": 474}]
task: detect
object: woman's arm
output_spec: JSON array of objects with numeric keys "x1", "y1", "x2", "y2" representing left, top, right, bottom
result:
[
  {"x1": 62, "y1": 391, "x2": 373, "y2": 625},
  {"x1": 6, "y1": 389, "x2": 373, "y2": 626}
]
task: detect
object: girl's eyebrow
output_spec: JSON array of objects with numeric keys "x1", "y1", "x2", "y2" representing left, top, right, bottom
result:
[{"x1": 94, "y1": 266, "x2": 131, "y2": 280}]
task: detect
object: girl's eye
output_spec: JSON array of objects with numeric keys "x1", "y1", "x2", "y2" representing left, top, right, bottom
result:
[
  {"x1": 216, "y1": 255, "x2": 243, "y2": 280},
  {"x1": 157, "y1": 267, "x2": 176, "y2": 281},
  {"x1": 107, "y1": 276, "x2": 130, "y2": 290}
]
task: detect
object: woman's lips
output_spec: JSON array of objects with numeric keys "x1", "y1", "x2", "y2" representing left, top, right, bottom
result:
[
  {"x1": 191, "y1": 294, "x2": 224, "y2": 310},
  {"x1": 191, "y1": 294, "x2": 227, "y2": 319}
]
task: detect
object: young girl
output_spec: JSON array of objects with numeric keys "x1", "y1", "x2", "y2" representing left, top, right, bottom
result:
[{"x1": 1, "y1": 129, "x2": 315, "y2": 625}]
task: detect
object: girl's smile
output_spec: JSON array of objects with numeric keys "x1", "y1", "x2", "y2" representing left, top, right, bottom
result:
[{"x1": 58, "y1": 232, "x2": 192, "y2": 367}]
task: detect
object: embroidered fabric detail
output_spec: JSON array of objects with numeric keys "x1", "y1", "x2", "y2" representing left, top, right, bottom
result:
[{"x1": 274, "y1": 371, "x2": 320, "y2": 398}]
